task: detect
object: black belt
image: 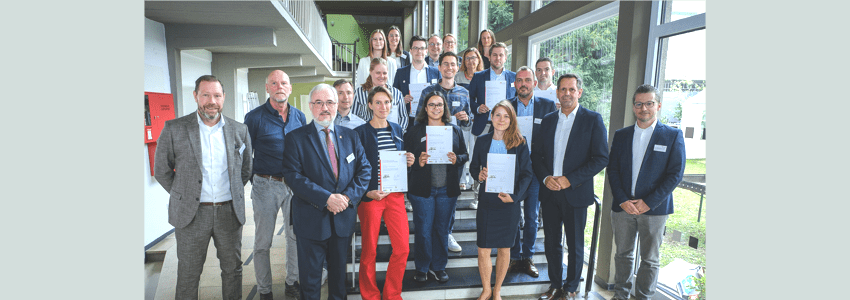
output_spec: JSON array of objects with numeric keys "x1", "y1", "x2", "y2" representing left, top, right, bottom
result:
[{"x1": 200, "y1": 200, "x2": 232, "y2": 206}]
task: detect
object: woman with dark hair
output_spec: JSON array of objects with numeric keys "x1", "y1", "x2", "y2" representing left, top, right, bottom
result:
[
  {"x1": 403, "y1": 90, "x2": 469, "y2": 283},
  {"x1": 351, "y1": 57, "x2": 408, "y2": 130},
  {"x1": 455, "y1": 47, "x2": 485, "y2": 89},
  {"x1": 476, "y1": 29, "x2": 496, "y2": 70},
  {"x1": 470, "y1": 100, "x2": 533, "y2": 300},
  {"x1": 353, "y1": 86, "x2": 415, "y2": 300},
  {"x1": 387, "y1": 25, "x2": 410, "y2": 68},
  {"x1": 356, "y1": 29, "x2": 398, "y2": 86}
]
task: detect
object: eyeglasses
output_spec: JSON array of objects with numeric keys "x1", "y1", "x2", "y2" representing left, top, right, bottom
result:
[
  {"x1": 427, "y1": 103, "x2": 444, "y2": 109},
  {"x1": 444, "y1": 41, "x2": 456, "y2": 45},
  {"x1": 410, "y1": 46, "x2": 426, "y2": 51},
  {"x1": 428, "y1": 43, "x2": 442, "y2": 47},
  {"x1": 633, "y1": 101, "x2": 656, "y2": 109},
  {"x1": 464, "y1": 56, "x2": 479, "y2": 60},
  {"x1": 311, "y1": 101, "x2": 338, "y2": 108}
]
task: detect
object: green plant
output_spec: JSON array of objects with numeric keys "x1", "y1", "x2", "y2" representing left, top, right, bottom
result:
[{"x1": 686, "y1": 271, "x2": 706, "y2": 300}]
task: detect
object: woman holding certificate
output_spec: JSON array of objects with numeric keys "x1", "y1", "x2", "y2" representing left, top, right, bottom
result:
[
  {"x1": 469, "y1": 100, "x2": 533, "y2": 300},
  {"x1": 353, "y1": 86, "x2": 415, "y2": 300},
  {"x1": 404, "y1": 90, "x2": 469, "y2": 283}
]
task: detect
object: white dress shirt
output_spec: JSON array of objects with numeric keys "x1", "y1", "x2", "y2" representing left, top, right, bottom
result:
[
  {"x1": 196, "y1": 114, "x2": 232, "y2": 203},
  {"x1": 410, "y1": 64, "x2": 427, "y2": 84},
  {"x1": 631, "y1": 119, "x2": 657, "y2": 196},
  {"x1": 552, "y1": 105, "x2": 579, "y2": 177}
]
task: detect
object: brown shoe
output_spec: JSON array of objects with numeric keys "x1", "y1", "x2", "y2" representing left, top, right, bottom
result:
[
  {"x1": 538, "y1": 288, "x2": 565, "y2": 300},
  {"x1": 508, "y1": 259, "x2": 520, "y2": 273},
  {"x1": 522, "y1": 258, "x2": 540, "y2": 277}
]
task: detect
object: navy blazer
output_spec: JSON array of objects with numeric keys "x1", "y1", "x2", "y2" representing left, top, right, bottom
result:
[
  {"x1": 607, "y1": 122, "x2": 686, "y2": 215},
  {"x1": 403, "y1": 123, "x2": 469, "y2": 198},
  {"x1": 469, "y1": 133, "x2": 533, "y2": 204},
  {"x1": 282, "y1": 122, "x2": 371, "y2": 240},
  {"x1": 392, "y1": 64, "x2": 441, "y2": 97},
  {"x1": 507, "y1": 95, "x2": 557, "y2": 156},
  {"x1": 531, "y1": 106, "x2": 609, "y2": 207},
  {"x1": 353, "y1": 121, "x2": 406, "y2": 203},
  {"x1": 467, "y1": 69, "x2": 517, "y2": 136}
]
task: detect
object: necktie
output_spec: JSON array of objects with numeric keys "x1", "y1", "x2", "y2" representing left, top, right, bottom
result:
[{"x1": 322, "y1": 128, "x2": 339, "y2": 180}]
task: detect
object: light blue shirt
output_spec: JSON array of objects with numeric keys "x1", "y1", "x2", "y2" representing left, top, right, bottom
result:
[
  {"x1": 314, "y1": 121, "x2": 339, "y2": 164},
  {"x1": 516, "y1": 96, "x2": 535, "y2": 117},
  {"x1": 196, "y1": 113, "x2": 232, "y2": 203},
  {"x1": 489, "y1": 68, "x2": 506, "y2": 82},
  {"x1": 334, "y1": 112, "x2": 366, "y2": 129},
  {"x1": 489, "y1": 139, "x2": 508, "y2": 154}
]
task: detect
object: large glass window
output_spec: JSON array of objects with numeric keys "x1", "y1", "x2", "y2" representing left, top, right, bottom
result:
[
  {"x1": 457, "y1": 0, "x2": 470, "y2": 51},
  {"x1": 487, "y1": 0, "x2": 513, "y2": 33}
]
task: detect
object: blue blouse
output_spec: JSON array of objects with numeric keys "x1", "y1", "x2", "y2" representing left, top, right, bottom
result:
[{"x1": 489, "y1": 139, "x2": 507, "y2": 154}]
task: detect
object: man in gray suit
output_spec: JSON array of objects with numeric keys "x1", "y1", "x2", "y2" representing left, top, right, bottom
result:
[{"x1": 154, "y1": 75, "x2": 253, "y2": 300}]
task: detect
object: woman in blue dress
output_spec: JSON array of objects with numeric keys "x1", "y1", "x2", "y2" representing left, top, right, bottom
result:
[{"x1": 469, "y1": 100, "x2": 533, "y2": 300}]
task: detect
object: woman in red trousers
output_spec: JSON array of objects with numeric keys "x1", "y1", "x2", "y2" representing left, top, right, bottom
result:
[{"x1": 353, "y1": 86, "x2": 415, "y2": 300}]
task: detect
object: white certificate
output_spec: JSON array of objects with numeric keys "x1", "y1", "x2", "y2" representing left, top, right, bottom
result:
[
  {"x1": 450, "y1": 115, "x2": 457, "y2": 126},
  {"x1": 536, "y1": 89, "x2": 557, "y2": 102},
  {"x1": 516, "y1": 116, "x2": 534, "y2": 151},
  {"x1": 379, "y1": 150, "x2": 408, "y2": 193},
  {"x1": 485, "y1": 80, "x2": 507, "y2": 110},
  {"x1": 426, "y1": 126, "x2": 453, "y2": 164},
  {"x1": 485, "y1": 153, "x2": 516, "y2": 194},
  {"x1": 409, "y1": 83, "x2": 429, "y2": 117}
]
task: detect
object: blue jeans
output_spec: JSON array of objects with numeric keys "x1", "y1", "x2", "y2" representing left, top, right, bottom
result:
[
  {"x1": 611, "y1": 211, "x2": 669, "y2": 300},
  {"x1": 511, "y1": 173, "x2": 540, "y2": 260},
  {"x1": 408, "y1": 186, "x2": 458, "y2": 273}
]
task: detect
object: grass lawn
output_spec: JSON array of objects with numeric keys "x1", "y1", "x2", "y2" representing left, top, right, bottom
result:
[{"x1": 582, "y1": 159, "x2": 706, "y2": 268}]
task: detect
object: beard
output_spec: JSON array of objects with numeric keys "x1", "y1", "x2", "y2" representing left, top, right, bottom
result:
[
  {"x1": 518, "y1": 88, "x2": 532, "y2": 99},
  {"x1": 199, "y1": 104, "x2": 221, "y2": 120},
  {"x1": 316, "y1": 119, "x2": 332, "y2": 127}
]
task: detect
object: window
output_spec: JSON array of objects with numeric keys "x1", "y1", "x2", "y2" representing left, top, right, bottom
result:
[
  {"x1": 457, "y1": 0, "x2": 470, "y2": 51},
  {"x1": 487, "y1": 0, "x2": 513, "y2": 33}
]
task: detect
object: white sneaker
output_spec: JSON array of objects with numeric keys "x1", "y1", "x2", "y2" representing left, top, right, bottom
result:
[
  {"x1": 468, "y1": 199, "x2": 478, "y2": 210},
  {"x1": 405, "y1": 200, "x2": 413, "y2": 212},
  {"x1": 322, "y1": 268, "x2": 328, "y2": 285},
  {"x1": 448, "y1": 234, "x2": 462, "y2": 252}
]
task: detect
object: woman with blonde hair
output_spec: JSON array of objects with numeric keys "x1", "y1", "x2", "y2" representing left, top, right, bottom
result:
[
  {"x1": 469, "y1": 100, "x2": 533, "y2": 300},
  {"x1": 351, "y1": 58, "x2": 408, "y2": 130},
  {"x1": 476, "y1": 29, "x2": 496, "y2": 69},
  {"x1": 356, "y1": 29, "x2": 398, "y2": 87}
]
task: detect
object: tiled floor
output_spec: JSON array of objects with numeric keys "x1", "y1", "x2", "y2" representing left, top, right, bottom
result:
[{"x1": 145, "y1": 182, "x2": 618, "y2": 300}]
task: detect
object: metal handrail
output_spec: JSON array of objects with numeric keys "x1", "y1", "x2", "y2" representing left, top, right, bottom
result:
[{"x1": 583, "y1": 195, "x2": 602, "y2": 299}]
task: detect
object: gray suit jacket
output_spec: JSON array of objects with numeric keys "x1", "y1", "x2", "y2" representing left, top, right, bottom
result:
[{"x1": 154, "y1": 112, "x2": 253, "y2": 228}]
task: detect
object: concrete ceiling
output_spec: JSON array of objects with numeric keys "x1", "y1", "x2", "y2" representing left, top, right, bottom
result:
[{"x1": 144, "y1": 1, "x2": 332, "y2": 77}]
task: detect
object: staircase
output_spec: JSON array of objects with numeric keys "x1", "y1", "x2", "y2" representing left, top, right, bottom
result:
[{"x1": 344, "y1": 190, "x2": 562, "y2": 300}]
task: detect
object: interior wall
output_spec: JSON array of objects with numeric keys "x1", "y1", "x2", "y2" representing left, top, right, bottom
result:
[
  {"x1": 179, "y1": 49, "x2": 213, "y2": 117},
  {"x1": 235, "y1": 68, "x2": 249, "y2": 122},
  {"x1": 143, "y1": 18, "x2": 174, "y2": 246}
]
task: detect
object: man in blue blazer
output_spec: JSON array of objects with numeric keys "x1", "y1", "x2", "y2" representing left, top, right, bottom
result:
[
  {"x1": 394, "y1": 35, "x2": 441, "y2": 131},
  {"x1": 467, "y1": 42, "x2": 517, "y2": 137},
  {"x1": 282, "y1": 84, "x2": 371, "y2": 300},
  {"x1": 607, "y1": 85, "x2": 685, "y2": 300},
  {"x1": 531, "y1": 74, "x2": 609, "y2": 300},
  {"x1": 505, "y1": 66, "x2": 558, "y2": 278}
]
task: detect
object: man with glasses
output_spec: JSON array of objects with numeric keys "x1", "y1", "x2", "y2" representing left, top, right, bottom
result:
[
  {"x1": 282, "y1": 84, "x2": 371, "y2": 300},
  {"x1": 425, "y1": 34, "x2": 443, "y2": 68},
  {"x1": 333, "y1": 79, "x2": 366, "y2": 129},
  {"x1": 414, "y1": 51, "x2": 472, "y2": 253},
  {"x1": 442, "y1": 33, "x2": 462, "y2": 65},
  {"x1": 244, "y1": 70, "x2": 309, "y2": 299},
  {"x1": 393, "y1": 35, "x2": 441, "y2": 133},
  {"x1": 607, "y1": 84, "x2": 685, "y2": 300}
]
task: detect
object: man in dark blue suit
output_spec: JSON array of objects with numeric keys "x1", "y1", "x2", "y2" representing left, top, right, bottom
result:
[
  {"x1": 467, "y1": 42, "x2": 517, "y2": 137},
  {"x1": 393, "y1": 35, "x2": 441, "y2": 132},
  {"x1": 505, "y1": 66, "x2": 557, "y2": 278},
  {"x1": 282, "y1": 83, "x2": 371, "y2": 300},
  {"x1": 531, "y1": 74, "x2": 608, "y2": 300},
  {"x1": 607, "y1": 85, "x2": 685, "y2": 300}
]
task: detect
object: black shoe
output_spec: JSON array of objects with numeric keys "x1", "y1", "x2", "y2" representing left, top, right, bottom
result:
[
  {"x1": 285, "y1": 281, "x2": 301, "y2": 298},
  {"x1": 259, "y1": 291, "x2": 273, "y2": 300},
  {"x1": 413, "y1": 271, "x2": 428, "y2": 282},
  {"x1": 433, "y1": 270, "x2": 449, "y2": 283}
]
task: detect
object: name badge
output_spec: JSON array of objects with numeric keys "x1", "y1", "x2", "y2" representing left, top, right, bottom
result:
[
  {"x1": 534, "y1": 118, "x2": 542, "y2": 124},
  {"x1": 453, "y1": 101, "x2": 460, "y2": 107},
  {"x1": 431, "y1": 78, "x2": 438, "y2": 84},
  {"x1": 346, "y1": 153, "x2": 355, "y2": 163},
  {"x1": 654, "y1": 145, "x2": 667, "y2": 152},
  {"x1": 421, "y1": 136, "x2": 427, "y2": 142}
]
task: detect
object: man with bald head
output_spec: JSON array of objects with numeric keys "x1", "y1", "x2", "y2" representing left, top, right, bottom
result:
[{"x1": 244, "y1": 70, "x2": 308, "y2": 299}]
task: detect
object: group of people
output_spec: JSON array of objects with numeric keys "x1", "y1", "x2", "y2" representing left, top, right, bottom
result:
[{"x1": 154, "y1": 26, "x2": 686, "y2": 300}]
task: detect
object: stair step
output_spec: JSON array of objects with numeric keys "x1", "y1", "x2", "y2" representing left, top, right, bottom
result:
[
  {"x1": 348, "y1": 238, "x2": 546, "y2": 263},
  {"x1": 355, "y1": 219, "x2": 479, "y2": 235},
  {"x1": 345, "y1": 263, "x2": 566, "y2": 298},
  {"x1": 347, "y1": 251, "x2": 547, "y2": 272},
  {"x1": 354, "y1": 227, "x2": 546, "y2": 246}
]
